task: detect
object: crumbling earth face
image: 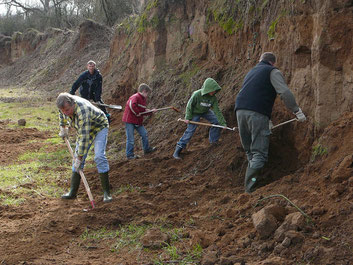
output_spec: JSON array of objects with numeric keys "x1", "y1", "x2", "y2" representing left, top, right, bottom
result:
[{"x1": 0, "y1": 110, "x2": 352, "y2": 264}]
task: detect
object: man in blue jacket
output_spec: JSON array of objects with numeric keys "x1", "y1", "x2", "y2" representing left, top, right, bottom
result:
[
  {"x1": 234, "y1": 52, "x2": 306, "y2": 193},
  {"x1": 70, "y1": 60, "x2": 111, "y2": 123}
]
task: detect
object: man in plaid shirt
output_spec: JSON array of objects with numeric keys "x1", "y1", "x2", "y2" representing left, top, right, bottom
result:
[{"x1": 57, "y1": 92, "x2": 112, "y2": 203}]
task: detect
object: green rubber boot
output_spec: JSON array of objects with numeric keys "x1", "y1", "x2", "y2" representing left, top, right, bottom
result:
[
  {"x1": 244, "y1": 166, "x2": 262, "y2": 193},
  {"x1": 99, "y1": 172, "x2": 112, "y2": 203},
  {"x1": 61, "y1": 172, "x2": 81, "y2": 199}
]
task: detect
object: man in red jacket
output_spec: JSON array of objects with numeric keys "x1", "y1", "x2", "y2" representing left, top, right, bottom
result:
[{"x1": 122, "y1": 83, "x2": 157, "y2": 159}]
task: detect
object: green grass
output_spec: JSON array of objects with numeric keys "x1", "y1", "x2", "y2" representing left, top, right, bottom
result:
[
  {"x1": 0, "y1": 87, "x2": 85, "y2": 205},
  {"x1": 79, "y1": 223, "x2": 202, "y2": 264}
]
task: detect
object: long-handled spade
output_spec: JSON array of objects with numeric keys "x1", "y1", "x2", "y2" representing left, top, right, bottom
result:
[
  {"x1": 271, "y1": 118, "x2": 298, "y2": 130},
  {"x1": 92, "y1": 102, "x2": 122, "y2": 110},
  {"x1": 177, "y1": 118, "x2": 237, "y2": 131},
  {"x1": 140, "y1": 106, "x2": 180, "y2": 115},
  {"x1": 64, "y1": 137, "x2": 95, "y2": 209}
]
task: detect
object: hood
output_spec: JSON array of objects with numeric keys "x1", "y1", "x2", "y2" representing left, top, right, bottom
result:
[{"x1": 200, "y1": 78, "x2": 221, "y2": 96}]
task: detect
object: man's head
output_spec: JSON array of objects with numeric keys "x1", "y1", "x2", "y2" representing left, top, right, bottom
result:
[
  {"x1": 138, "y1": 83, "x2": 152, "y2": 98},
  {"x1": 260, "y1": 52, "x2": 276, "y2": 65},
  {"x1": 87, "y1": 60, "x2": 96, "y2": 74},
  {"x1": 57, "y1": 93, "x2": 75, "y2": 117}
]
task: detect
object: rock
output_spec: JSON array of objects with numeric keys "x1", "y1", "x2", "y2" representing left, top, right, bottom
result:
[
  {"x1": 285, "y1": 230, "x2": 304, "y2": 245},
  {"x1": 274, "y1": 212, "x2": 306, "y2": 242},
  {"x1": 201, "y1": 250, "x2": 218, "y2": 265},
  {"x1": 18, "y1": 119, "x2": 26, "y2": 126},
  {"x1": 331, "y1": 155, "x2": 353, "y2": 183},
  {"x1": 140, "y1": 228, "x2": 169, "y2": 249},
  {"x1": 190, "y1": 230, "x2": 215, "y2": 248},
  {"x1": 252, "y1": 204, "x2": 285, "y2": 239},
  {"x1": 258, "y1": 256, "x2": 288, "y2": 264}
]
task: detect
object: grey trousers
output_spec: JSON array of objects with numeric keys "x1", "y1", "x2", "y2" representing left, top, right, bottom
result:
[{"x1": 236, "y1": 109, "x2": 271, "y2": 169}]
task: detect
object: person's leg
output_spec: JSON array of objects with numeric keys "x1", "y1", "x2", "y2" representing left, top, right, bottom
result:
[
  {"x1": 94, "y1": 128, "x2": 109, "y2": 174},
  {"x1": 202, "y1": 110, "x2": 221, "y2": 143},
  {"x1": 125, "y1": 123, "x2": 135, "y2": 158},
  {"x1": 93, "y1": 127, "x2": 112, "y2": 202},
  {"x1": 135, "y1": 125, "x2": 150, "y2": 152},
  {"x1": 176, "y1": 115, "x2": 200, "y2": 149},
  {"x1": 247, "y1": 112, "x2": 270, "y2": 169},
  {"x1": 236, "y1": 110, "x2": 253, "y2": 162}
]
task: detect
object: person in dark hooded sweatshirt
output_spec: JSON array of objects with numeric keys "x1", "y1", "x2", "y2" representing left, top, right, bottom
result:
[
  {"x1": 234, "y1": 52, "x2": 306, "y2": 193},
  {"x1": 173, "y1": 78, "x2": 227, "y2": 159},
  {"x1": 70, "y1": 60, "x2": 111, "y2": 123}
]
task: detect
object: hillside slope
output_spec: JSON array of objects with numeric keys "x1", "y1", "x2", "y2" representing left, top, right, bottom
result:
[{"x1": 0, "y1": 0, "x2": 352, "y2": 264}]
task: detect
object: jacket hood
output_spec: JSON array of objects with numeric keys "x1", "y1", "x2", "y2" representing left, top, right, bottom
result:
[{"x1": 201, "y1": 78, "x2": 221, "y2": 96}]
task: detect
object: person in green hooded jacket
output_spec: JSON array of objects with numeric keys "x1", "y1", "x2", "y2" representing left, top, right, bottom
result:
[{"x1": 173, "y1": 78, "x2": 227, "y2": 159}]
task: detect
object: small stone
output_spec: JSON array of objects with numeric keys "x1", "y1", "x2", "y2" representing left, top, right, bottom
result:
[{"x1": 18, "y1": 119, "x2": 26, "y2": 126}]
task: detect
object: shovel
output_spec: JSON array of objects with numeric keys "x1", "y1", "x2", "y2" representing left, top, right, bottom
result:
[
  {"x1": 140, "y1": 106, "x2": 180, "y2": 115},
  {"x1": 271, "y1": 118, "x2": 297, "y2": 130},
  {"x1": 93, "y1": 102, "x2": 122, "y2": 110},
  {"x1": 178, "y1": 118, "x2": 237, "y2": 131},
  {"x1": 64, "y1": 137, "x2": 95, "y2": 209}
]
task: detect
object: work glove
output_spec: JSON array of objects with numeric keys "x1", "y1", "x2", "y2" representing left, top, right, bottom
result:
[
  {"x1": 294, "y1": 108, "x2": 306, "y2": 122},
  {"x1": 73, "y1": 156, "x2": 82, "y2": 171},
  {"x1": 59, "y1": 126, "x2": 69, "y2": 139},
  {"x1": 269, "y1": 120, "x2": 274, "y2": 130}
]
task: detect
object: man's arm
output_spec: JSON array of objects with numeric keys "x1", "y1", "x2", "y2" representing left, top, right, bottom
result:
[
  {"x1": 70, "y1": 72, "x2": 85, "y2": 95},
  {"x1": 94, "y1": 73, "x2": 103, "y2": 102},
  {"x1": 270, "y1": 69, "x2": 300, "y2": 113}
]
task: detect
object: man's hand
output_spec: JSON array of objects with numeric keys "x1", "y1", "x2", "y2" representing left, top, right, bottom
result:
[
  {"x1": 59, "y1": 126, "x2": 69, "y2": 139},
  {"x1": 73, "y1": 156, "x2": 82, "y2": 171},
  {"x1": 269, "y1": 120, "x2": 274, "y2": 130},
  {"x1": 295, "y1": 108, "x2": 306, "y2": 122},
  {"x1": 184, "y1": 120, "x2": 190, "y2": 124}
]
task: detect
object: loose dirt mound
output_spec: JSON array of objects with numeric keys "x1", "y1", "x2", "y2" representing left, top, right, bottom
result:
[{"x1": 0, "y1": 111, "x2": 352, "y2": 264}]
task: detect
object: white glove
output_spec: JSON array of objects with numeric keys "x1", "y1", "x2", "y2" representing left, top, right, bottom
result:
[
  {"x1": 269, "y1": 120, "x2": 274, "y2": 130},
  {"x1": 295, "y1": 108, "x2": 306, "y2": 122},
  {"x1": 59, "y1": 126, "x2": 69, "y2": 139},
  {"x1": 73, "y1": 157, "x2": 82, "y2": 171}
]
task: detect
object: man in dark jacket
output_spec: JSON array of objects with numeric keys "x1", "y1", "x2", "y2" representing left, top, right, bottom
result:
[
  {"x1": 173, "y1": 77, "x2": 227, "y2": 159},
  {"x1": 122, "y1": 83, "x2": 156, "y2": 159},
  {"x1": 70, "y1": 60, "x2": 111, "y2": 123},
  {"x1": 234, "y1": 52, "x2": 306, "y2": 193}
]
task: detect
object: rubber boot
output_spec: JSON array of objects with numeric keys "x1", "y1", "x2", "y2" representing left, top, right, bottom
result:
[
  {"x1": 61, "y1": 172, "x2": 81, "y2": 199},
  {"x1": 244, "y1": 167, "x2": 262, "y2": 193},
  {"x1": 173, "y1": 145, "x2": 182, "y2": 159},
  {"x1": 99, "y1": 172, "x2": 112, "y2": 203}
]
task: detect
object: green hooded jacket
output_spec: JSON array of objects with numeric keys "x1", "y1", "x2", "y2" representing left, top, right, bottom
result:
[{"x1": 185, "y1": 78, "x2": 226, "y2": 126}]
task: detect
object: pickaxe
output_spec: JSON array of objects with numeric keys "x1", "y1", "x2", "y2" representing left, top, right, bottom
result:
[
  {"x1": 177, "y1": 118, "x2": 237, "y2": 131},
  {"x1": 140, "y1": 106, "x2": 180, "y2": 115},
  {"x1": 93, "y1": 102, "x2": 122, "y2": 110},
  {"x1": 64, "y1": 137, "x2": 95, "y2": 209}
]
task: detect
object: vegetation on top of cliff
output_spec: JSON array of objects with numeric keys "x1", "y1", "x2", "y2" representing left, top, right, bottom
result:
[{"x1": 117, "y1": 0, "x2": 161, "y2": 35}]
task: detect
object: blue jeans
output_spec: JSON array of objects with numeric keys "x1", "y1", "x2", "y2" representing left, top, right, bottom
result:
[
  {"x1": 72, "y1": 127, "x2": 109, "y2": 173},
  {"x1": 125, "y1": 123, "x2": 150, "y2": 158},
  {"x1": 236, "y1": 109, "x2": 270, "y2": 169},
  {"x1": 177, "y1": 110, "x2": 221, "y2": 149}
]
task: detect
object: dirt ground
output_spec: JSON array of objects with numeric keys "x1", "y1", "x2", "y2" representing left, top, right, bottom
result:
[{"x1": 0, "y1": 104, "x2": 352, "y2": 265}]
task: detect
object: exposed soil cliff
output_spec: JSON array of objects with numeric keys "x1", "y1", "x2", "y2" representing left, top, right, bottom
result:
[{"x1": 0, "y1": 0, "x2": 352, "y2": 264}]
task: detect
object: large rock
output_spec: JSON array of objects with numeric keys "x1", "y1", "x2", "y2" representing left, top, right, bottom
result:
[
  {"x1": 252, "y1": 204, "x2": 286, "y2": 239},
  {"x1": 140, "y1": 228, "x2": 169, "y2": 249},
  {"x1": 274, "y1": 212, "x2": 306, "y2": 242}
]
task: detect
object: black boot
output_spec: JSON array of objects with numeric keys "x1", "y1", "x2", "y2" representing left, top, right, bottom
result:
[
  {"x1": 61, "y1": 172, "x2": 81, "y2": 199},
  {"x1": 244, "y1": 166, "x2": 262, "y2": 193},
  {"x1": 99, "y1": 172, "x2": 112, "y2": 203},
  {"x1": 173, "y1": 145, "x2": 182, "y2": 159}
]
